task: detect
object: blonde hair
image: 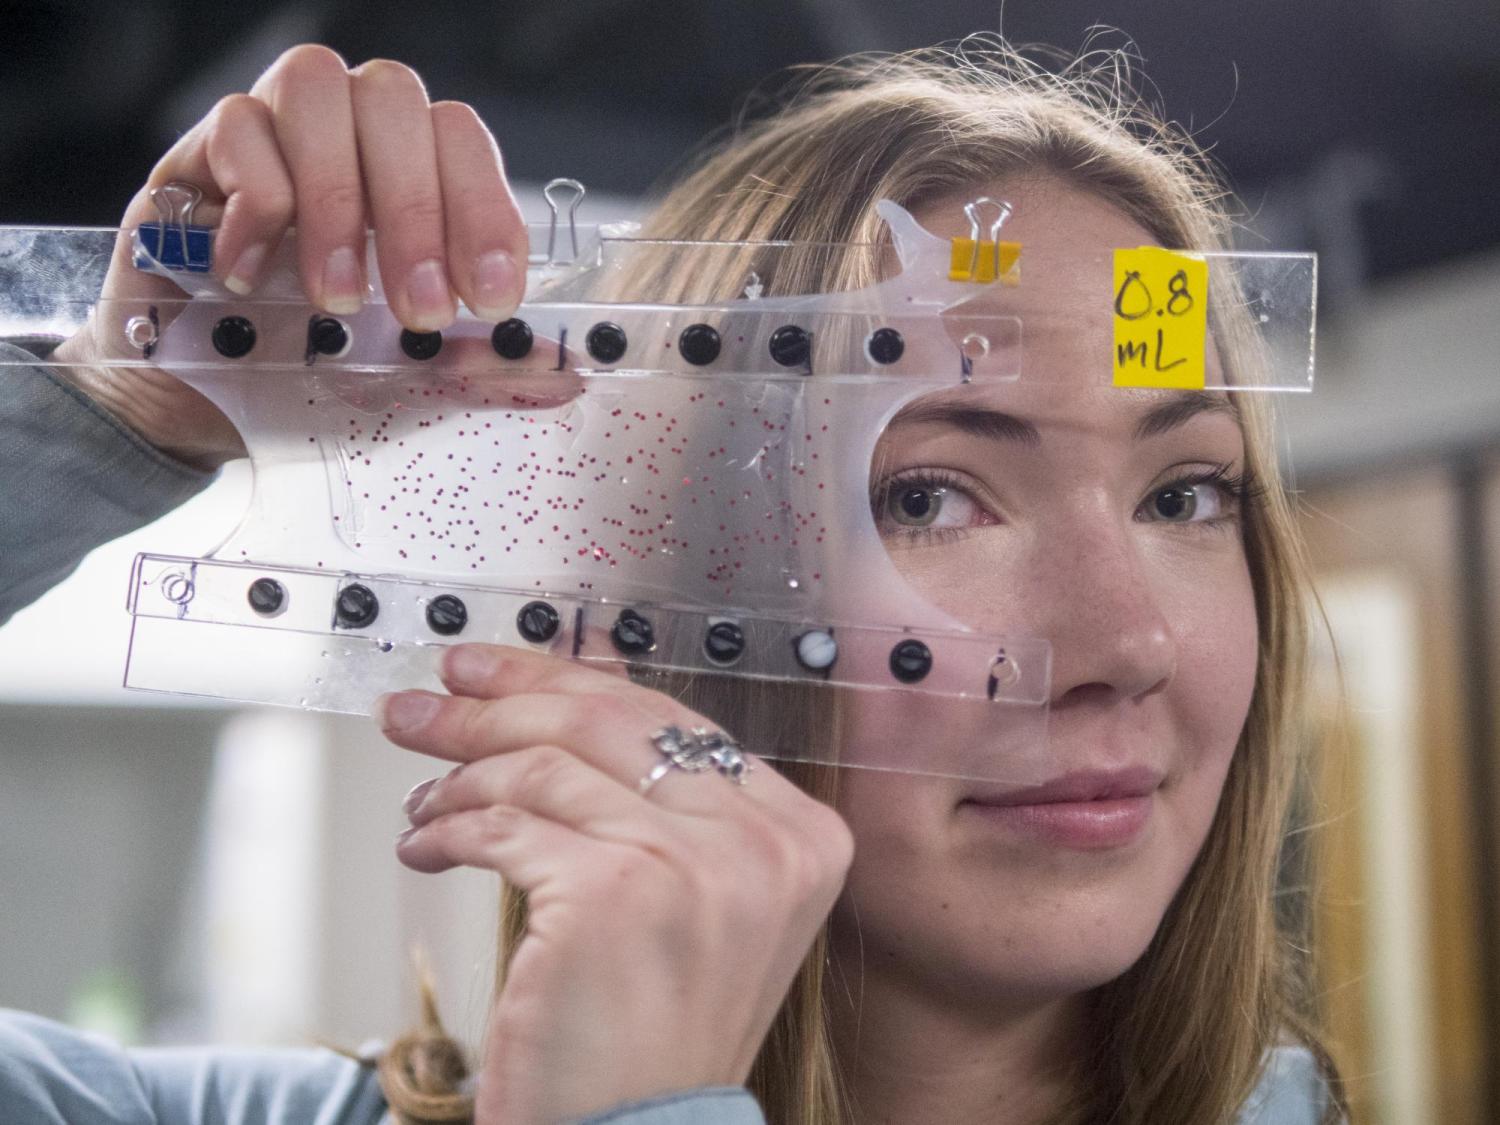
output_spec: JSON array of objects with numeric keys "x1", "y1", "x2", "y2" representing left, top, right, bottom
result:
[{"x1": 375, "y1": 34, "x2": 1345, "y2": 1124}]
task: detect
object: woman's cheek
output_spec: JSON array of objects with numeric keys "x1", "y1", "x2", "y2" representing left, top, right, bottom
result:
[
  {"x1": 1165, "y1": 547, "x2": 1259, "y2": 777},
  {"x1": 1146, "y1": 546, "x2": 1259, "y2": 913}
]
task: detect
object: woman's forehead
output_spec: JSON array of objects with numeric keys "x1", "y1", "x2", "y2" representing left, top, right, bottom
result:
[
  {"x1": 913, "y1": 176, "x2": 1159, "y2": 258},
  {"x1": 882, "y1": 383, "x2": 1243, "y2": 450}
]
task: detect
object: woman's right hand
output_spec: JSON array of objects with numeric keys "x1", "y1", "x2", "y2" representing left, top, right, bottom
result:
[{"x1": 51, "y1": 45, "x2": 529, "y2": 469}]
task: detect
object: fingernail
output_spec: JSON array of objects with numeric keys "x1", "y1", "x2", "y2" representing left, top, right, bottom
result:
[
  {"x1": 406, "y1": 257, "x2": 454, "y2": 329},
  {"x1": 224, "y1": 242, "x2": 269, "y2": 295},
  {"x1": 376, "y1": 690, "x2": 441, "y2": 732},
  {"x1": 444, "y1": 643, "x2": 499, "y2": 686},
  {"x1": 403, "y1": 777, "x2": 439, "y2": 816},
  {"x1": 471, "y1": 250, "x2": 519, "y2": 320},
  {"x1": 322, "y1": 246, "x2": 364, "y2": 314},
  {"x1": 396, "y1": 825, "x2": 418, "y2": 845}
]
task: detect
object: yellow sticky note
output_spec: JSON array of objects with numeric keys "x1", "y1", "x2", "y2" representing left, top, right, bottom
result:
[{"x1": 1112, "y1": 247, "x2": 1208, "y2": 389}]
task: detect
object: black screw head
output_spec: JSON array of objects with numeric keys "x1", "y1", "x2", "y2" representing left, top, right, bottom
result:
[
  {"x1": 334, "y1": 583, "x2": 379, "y2": 629},
  {"x1": 247, "y1": 577, "x2": 285, "y2": 615},
  {"x1": 867, "y1": 326, "x2": 905, "y2": 365},
  {"x1": 586, "y1": 321, "x2": 628, "y2": 364},
  {"x1": 426, "y1": 594, "x2": 468, "y2": 636},
  {"x1": 678, "y1": 323, "x2": 721, "y2": 366},
  {"x1": 610, "y1": 608, "x2": 655, "y2": 655},
  {"x1": 768, "y1": 324, "x2": 811, "y2": 369},
  {"x1": 703, "y1": 619, "x2": 745, "y2": 665},
  {"x1": 211, "y1": 316, "x2": 256, "y2": 358},
  {"x1": 889, "y1": 638, "x2": 933, "y2": 683},
  {"x1": 400, "y1": 329, "x2": 443, "y2": 361},
  {"x1": 308, "y1": 316, "x2": 349, "y2": 356},
  {"x1": 491, "y1": 317, "x2": 534, "y2": 360},
  {"x1": 516, "y1": 599, "x2": 560, "y2": 643}
]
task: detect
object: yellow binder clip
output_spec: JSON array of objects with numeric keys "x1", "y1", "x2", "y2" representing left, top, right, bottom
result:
[{"x1": 949, "y1": 197, "x2": 1020, "y2": 285}]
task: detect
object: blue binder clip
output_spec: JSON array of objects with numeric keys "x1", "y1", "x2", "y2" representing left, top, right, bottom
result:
[{"x1": 133, "y1": 181, "x2": 213, "y2": 273}]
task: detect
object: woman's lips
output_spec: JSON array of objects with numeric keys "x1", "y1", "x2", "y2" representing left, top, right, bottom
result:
[{"x1": 958, "y1": 767, "x2": 1162, "y2": 849}]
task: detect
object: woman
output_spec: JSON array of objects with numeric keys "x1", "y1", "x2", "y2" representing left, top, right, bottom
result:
[{"x1": 0, "y1": 35, "x2": 1344, "y2": 1125}]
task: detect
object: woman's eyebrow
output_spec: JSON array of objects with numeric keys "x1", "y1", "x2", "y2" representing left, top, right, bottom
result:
[
  {"x1": 1131, "y1": 392, "x2": 1239, "y2": 440},
  {"x1": 886, "y1": 391, "x2": 1237, "y2": 446},
  {"x1": 886, "y1": 400, "x2": 1041, "y2": 445}
]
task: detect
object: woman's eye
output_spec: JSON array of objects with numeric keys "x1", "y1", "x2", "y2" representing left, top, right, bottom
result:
[
  {"x1": 1152, "y1": 484, "x2": 1199, "y2": 521},
  {"x1": 888, "y1": 483, "x2": 946, "y2": 527},
  {"x1": 873, "y1": 472, "x2": 987, "y2": 539},
  {"x1": 1144, "y1": 478, "x2": 1230, "y2": 524}
]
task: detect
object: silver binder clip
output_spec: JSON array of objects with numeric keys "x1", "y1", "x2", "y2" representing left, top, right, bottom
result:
[
  {"x1": 542, "y1": 178, "x2": 586, "y2": 264},
  {"x1": 153, "y1": 181, "x2": 203, "y2": 262},
  {"x1": 135, "y1": 181, "x2": 211, "y2": 272},
  {"x1": 960, "y1": 196, "x2": 1012, "y2": 279}
]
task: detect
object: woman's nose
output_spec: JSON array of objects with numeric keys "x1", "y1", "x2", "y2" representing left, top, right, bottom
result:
[{"x1": 1029, "y1": 521, "x2": 1179, "y2": 706}]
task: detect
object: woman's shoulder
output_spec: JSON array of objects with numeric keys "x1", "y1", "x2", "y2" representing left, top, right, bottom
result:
[
  {"x1": 1236, "y1": 1043, "x2": 1341, "y2": 1125},
  {"x1": 0, "y1": 1008, "x2": 388, "y2": 1125}
]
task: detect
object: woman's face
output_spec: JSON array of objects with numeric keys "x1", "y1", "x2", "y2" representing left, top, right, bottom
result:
[{"x1": 830, "y1": 177, "x2": 1259, "y2": 1010}]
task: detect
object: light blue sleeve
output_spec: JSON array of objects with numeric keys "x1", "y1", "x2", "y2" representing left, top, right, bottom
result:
[
  {"x1": 0, "y1": 1011, "x2": 767, "y2": 1125},
  {"x1": 0, "y1": 1009, "x2": 389, "y2": 1125},
  {"x1": 0, "y1": 340, "x2": 215, "y2": 628},
  {"x1": 572, "y1": 1086, "x2": 765, "y2": 1125},
  {"x1": 1235, "y1": 1044, "x2": 1337, "y2": 1125}
]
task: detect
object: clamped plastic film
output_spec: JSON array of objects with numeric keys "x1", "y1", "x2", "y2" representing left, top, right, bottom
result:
[{"x1": 0, "y1": 181, "x2": 1317, "y2": 783}]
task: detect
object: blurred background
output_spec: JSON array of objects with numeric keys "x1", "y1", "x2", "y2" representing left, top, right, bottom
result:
[{"x1": 2, "y1": 2, "x2": 1499, "y2": 1122}]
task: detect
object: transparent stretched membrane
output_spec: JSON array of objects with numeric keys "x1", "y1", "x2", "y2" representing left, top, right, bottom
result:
[{"x1": 0, "y1": 199, "x2": 1317, "y2": 783}]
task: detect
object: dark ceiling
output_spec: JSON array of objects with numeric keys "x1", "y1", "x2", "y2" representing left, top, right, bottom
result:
[{"x1": 4, "y1": 0, "x2": 1498, "y2": 311}]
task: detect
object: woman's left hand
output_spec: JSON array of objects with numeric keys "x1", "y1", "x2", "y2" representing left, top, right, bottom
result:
[{"x1": 376, "y1": 642, "x2": 855, "y2": 1125}]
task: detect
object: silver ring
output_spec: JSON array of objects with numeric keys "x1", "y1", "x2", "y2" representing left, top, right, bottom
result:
[{"x1": 638, "y1": 724, "x2": 753, "y2": 796}]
